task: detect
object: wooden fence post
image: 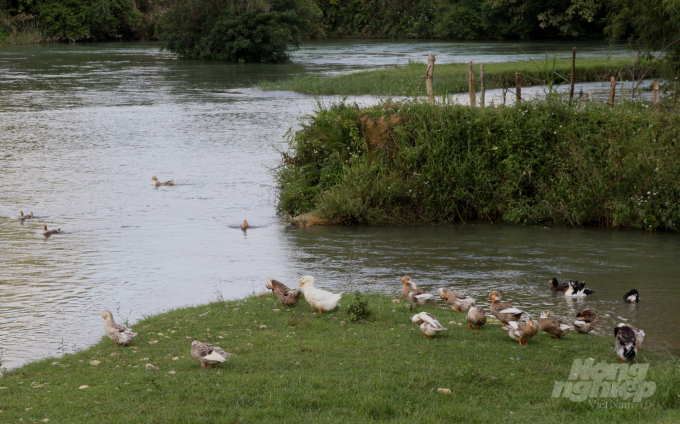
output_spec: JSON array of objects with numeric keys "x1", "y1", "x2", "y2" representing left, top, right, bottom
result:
[
  {"x1": 468, "y1": 61, "x2": 476, "y2": 107},
  {"x1": 609, "y1": 76, "x2": 616, "y2": 110},
  {"x1": 515, "y1": 73, "x2": 522, "y2": 105},
  {"x1": 653, "y1": 78, "x2": 660, "y2": 110},
  {"x1": 569, "y1": 47, "x2": 576, "y2": 106},
  {"x1": 426, "y1": 54, "x2": 435, "y2": 105},
  {"x1": 480, "y1": 63, "x2": 485, "y2": 108}
]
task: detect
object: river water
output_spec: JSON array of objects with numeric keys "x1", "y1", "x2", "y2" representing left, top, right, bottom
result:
[{"x1": 0, "y1": 40, "x2": 676, "y2": 369}]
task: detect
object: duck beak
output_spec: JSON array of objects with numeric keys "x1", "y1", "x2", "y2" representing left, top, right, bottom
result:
[{"x1": 298, "y1": 281, "x2": 304, "y2": 287}]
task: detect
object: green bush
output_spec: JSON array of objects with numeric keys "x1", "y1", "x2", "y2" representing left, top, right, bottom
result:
[
  {"x1": 345, "y1": 292, "x2": 373, "y2": 322},
  {"x1": 157, "y1": 0, "x2": 320, "y2": 62},
  {"x1": 276, "y1": 100, "x2": 680, "y2": 230}
]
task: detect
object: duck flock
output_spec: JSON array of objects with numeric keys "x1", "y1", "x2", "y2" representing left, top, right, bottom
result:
[
  {"x1": 16, "y1": 182, "x2": 645, "y2": 369},
  {"x1": 99, "y1": 273, "x2": 645, "y2": 370}
]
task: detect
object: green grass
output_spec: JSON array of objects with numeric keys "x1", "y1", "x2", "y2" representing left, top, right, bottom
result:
[
  {"x1": 276, "y1": 99, "x2": 680, "y2": 229},
  {"x1": 1, "y1": 293, "x2": 678, "y2": 422},
  {"x1": 258, "y1": 58, "x2": 650, "y2": 96}
]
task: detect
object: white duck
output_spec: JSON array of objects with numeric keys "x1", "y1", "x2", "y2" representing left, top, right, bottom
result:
[
  {"x1": 411, "y1": 312, "x2": 446, "y2": 337},
  {"x1": 565, "y1": 281, "x2": 595, "y2": 297},
  {"x1": 299, "y1": 275, "x2": 342, "y2": 313}
]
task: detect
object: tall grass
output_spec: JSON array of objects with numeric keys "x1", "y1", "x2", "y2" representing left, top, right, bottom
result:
[
  {"x1": 276, "y1": 99, "x2": 680, "y2": 229},
  {"x1": 1, "y1": 20, "x2": 46, "y2": 45},
  {"x1": 259, "y1": 58, "x2": 653, "y2": 96}
]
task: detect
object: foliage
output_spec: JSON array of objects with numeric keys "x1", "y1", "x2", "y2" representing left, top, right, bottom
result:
[
  {"x1": 2, "y1": 293, "x2": 678, "y2": 422},
  {"x1": 486, "y1": 0, "x2": 604, "y2": 38},
  {"x1": 315, "y1": 0, "x2": 606, "y2": 40},
  {"x1": 606, "y1": 0, "x2": 680, "y2": 76},
  {"x1": 345, "y1": 291, "x2": 373, "y2": 322},
  {"x1": 276, "y1": 100, "x2": 680, "y2": 230},
  {"x1": 156, "y1": 0, "x2": 321, "y2": 62},
  {"x1": 0, "y1": 0, "x2": 162, "y2": 43}
]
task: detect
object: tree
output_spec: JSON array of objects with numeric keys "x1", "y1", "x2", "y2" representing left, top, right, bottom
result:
[
  {"x1": 156, "y1": 0, "x2": 321, "y2": 62},
  {"x1": 484, "y1": 0, "x2": 604, "y2": 38},
  {"x1": 606, "y1": 0, "x2": 680, "y2": 74}
]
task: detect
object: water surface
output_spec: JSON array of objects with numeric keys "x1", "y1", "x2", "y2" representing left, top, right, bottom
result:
[{"x1": 0, "y1": 41, "x2": 676, "y2": 369}]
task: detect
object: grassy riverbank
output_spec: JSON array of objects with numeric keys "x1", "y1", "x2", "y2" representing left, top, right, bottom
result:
[
  {"x1": 1, "y1": 293, "x2": 678, "y2": 422},
  {"x1": 258, "y1": 58, "x2": 647, "y2": 96},
  {"x1": 276, "y1": 100, "x2": 680, "y2": 229}
]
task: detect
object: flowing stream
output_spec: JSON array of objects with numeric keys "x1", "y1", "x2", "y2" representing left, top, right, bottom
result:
[{"x1": 0, "y1": 40, "x2": 676, "y2": 369}]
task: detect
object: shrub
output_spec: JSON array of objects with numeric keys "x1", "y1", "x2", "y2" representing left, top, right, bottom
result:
[
  {"x1": 156, "y1": 0, "x2": 320, "y2": 62},
  {"x1": 276, "y1": 99, "x2": 680, "y2": 230},
  {"x1": 345, "y1": 292, "x2": 373, "y2": 323}
]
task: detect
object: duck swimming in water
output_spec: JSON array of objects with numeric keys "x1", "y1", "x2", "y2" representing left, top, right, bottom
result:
[
  {"x1": 42, "y1": 225, "x2": 60, "y2": 235},
  {"x1": 19, "y1": 211, "x2": 34, "y2": 220},
  {"x1": 623, "y1": 289, "x2": 640, "y2": 303},
  {"x1": 151, "y1": 176, "x2": 174, "y2": 186},
  {"x1": 564, "y1": 280, "x2": 595, "y2": 297},
  {"x1": 549, "y1": 278, "x2": 570, "y2": 292},
  {"x1": 240, "y1": 220, "x2": 250, "y2": 229}
]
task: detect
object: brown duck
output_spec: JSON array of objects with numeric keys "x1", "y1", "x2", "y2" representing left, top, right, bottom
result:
[
  {"x1": 504, "y1": 316, "x2": 538, "y2": 345},
  {"x1": 401, "y1": 276, "x2": 433, "y2": 305},
  {"x1": 438, "y1": 288, "x2": 476, "y2": 312},
  {"x1": 19, "y1": 211, "x2": 34, "y2": 219},
  {"x1": 539, "y1": 310, "x2": 573, "y2": 340},
  {"x1": 465, "y1": 305, "x2": 487, "y2": 330},
  {"x1": 573, "y1": 308, "x2": 598, "y2": 334},
  {"x1": 614, "y1": 323, "x2": 645, "y2": 363},
  {"x1": 240, "y1": 220, "x2": 250, "y2": 229},
  {"x1": 43, "y1": 225, "x2": 60, "y2": 235},
  {"x1": 489, "y1": 291, "x2": 523, "y2": 325},
  {"x1": 549, "y1": 277, "x2": 569, "y2": 292},
  {"x1": 265, "y1": 278, "x2": 301, "y2": 307},
  {"x1": 151, "y1": 176, "x2": 174, "y2": 186},
  {"x1": 191, "y1": 340, "x2": 233, "y2": 369}
]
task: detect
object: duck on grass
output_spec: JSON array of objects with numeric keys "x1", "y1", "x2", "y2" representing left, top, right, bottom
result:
[{"x1": 2, "y1": 293, "x2": 678, "y2": 422}]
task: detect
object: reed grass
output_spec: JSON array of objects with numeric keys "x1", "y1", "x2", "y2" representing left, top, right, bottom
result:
[
  {"x1": 259, "y1": 58, "x2": 652, "y2": 96},
  {"x1": 0, "y1": 20, "x2": 46, "y2": 45},
  {"x1": 2, "y1": 293, "x2": 678, "y2": 422},
  {"x1": 276, "y1": 99, "x2": 680, "y2": 229}
]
